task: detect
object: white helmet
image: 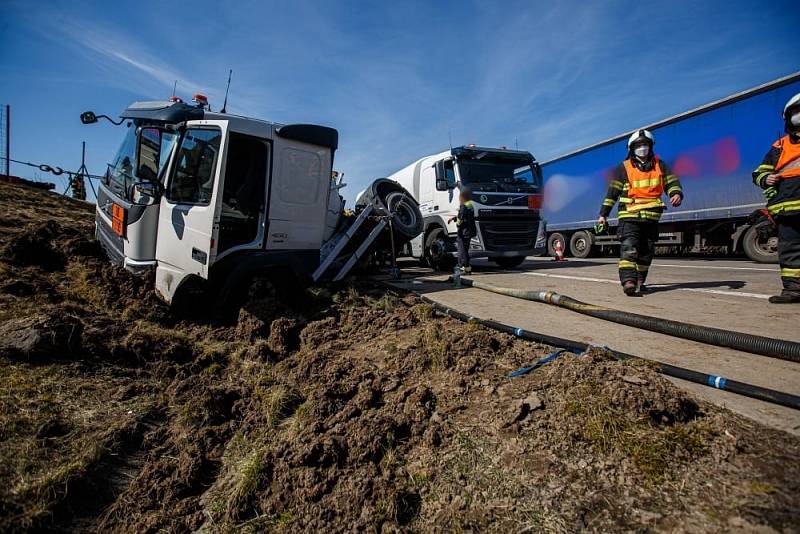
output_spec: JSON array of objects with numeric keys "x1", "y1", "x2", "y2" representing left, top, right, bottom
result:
[
  {"x1": 627, "y1": 129, "x2": 654, "y2": 149},
  {"x1": 784, "y1": 92, "x2": 800, "y2": 118}
]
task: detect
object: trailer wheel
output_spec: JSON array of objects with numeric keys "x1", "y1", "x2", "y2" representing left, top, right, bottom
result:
[
  {"x1": 425, "y1": 227, "x2": 455, "y2": 271},
  {"x1": 742, "y1": 221, "x2": 779, "y2": 263},
  {"x1": 547, "y1": 232, "x2": 567, "y2": 257},
  {"x1": 569, "y1": 230, "x2": 595, "y2": 259}
]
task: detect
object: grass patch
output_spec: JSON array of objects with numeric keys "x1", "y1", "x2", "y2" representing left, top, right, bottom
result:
[
  {"x1": 411, "y1": 304, "x2": 434, "y2": 321},
  {"x1": 564, "y1": 380, "x2": 709, "y2": 484},
  {"x1": 420, "y1": 323, "x2": 448, "y2": 369}
]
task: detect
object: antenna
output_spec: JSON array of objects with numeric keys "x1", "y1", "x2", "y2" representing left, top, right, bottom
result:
[
  {"x1": 515, "y1": 137, "x2": 518, "y2": 150},
  {"x1": 221, "y1": 69, "x2": 233, "y2": 114},
  {"x1": 172, "y1": 79, "x2": 177, "y2": 96},
  {"x1": 448, "y1": 129, "x2": 453, "y2": 149}
]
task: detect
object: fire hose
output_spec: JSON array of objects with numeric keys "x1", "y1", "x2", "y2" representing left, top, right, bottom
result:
[
  {"x1": 416, "y1": 294, "x2": 800, "y2": 411},
  {"x1": 455, "y1": 277, "x2": 800, "y2": 363}
]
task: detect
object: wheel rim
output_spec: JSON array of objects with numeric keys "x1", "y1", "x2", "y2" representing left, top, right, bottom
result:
[
  {"x1": 429, "y1": 238, "x2": 445, "y2": 261},
  {"x1": 573, "y1": 236, "x2": 587, "y2": 254},
  {"x1": 760, "y1": 236, "x2": 778, "y2": 254}
]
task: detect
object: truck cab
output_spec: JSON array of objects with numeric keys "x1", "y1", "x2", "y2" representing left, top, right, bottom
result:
[
  {"x1": 90, "y1": 98, "x2": 341, "y2": 303},
  {"x1": 388, "y1": 145, "x2": 546, "y2": 269}
]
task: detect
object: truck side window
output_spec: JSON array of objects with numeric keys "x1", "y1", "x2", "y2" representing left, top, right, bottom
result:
[
  {"x1": 218, "y1": 133, "x2": 269, "y2": 253},
  {"x1": 166, "y1": 128, "x2": 221, "y2": 205}
]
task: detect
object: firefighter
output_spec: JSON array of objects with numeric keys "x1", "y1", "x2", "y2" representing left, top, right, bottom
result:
[
  {"x1": 597, "y1": 129, "x2": 683, "y2": 296},
  {"x1": 448, "y1": 185, "x2": 476, "y2": 273},
  {"x1": 752, "y1": 92, "x2": 800, "y2": 304}
]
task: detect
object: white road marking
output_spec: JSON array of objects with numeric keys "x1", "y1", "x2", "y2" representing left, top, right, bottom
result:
[
  {"x1": 649, "y1": 263, "x2": 777, "y2": 272},
  {"x1": 527, "y1": 258, "x2": 778, "y2": 272},
  {"x1": 522, "y1": 272, "x2": 771, "y2": 299}
]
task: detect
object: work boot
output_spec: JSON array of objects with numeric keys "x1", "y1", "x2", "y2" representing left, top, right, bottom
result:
[
  {"x1": 768, "y1": 292, "x2": 800, "y2": 304},
  {"x1": 623, "y1": 281, "x2": 637, "y2": 296}
]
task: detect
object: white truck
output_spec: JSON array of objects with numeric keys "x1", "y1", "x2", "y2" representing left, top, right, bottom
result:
[
  {"x1": 387, "y1": 145, "x2": 547, "y2": 270},
  {"x1": 82, "y1": 96, "x2": 422, "y2": 305}
]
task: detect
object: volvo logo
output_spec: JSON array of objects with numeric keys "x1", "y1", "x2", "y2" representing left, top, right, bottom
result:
[
  {"x1": 501, "y1": 195, "x2": 526, "y2": 205},
  {"x1": 479, "y1": 194, "x2": 488, "y2": 203}
]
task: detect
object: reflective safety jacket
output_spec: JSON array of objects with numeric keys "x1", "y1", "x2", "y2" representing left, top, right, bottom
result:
[
  {"x1": 599, "y1": 156, "x2": 683, "y2": 222},
  {"x1": 456, "y1": 200, "x2": 476, "y2": 238},
  {"x1": 753, "y1": 134, "x2": 800, "y2": 219}
]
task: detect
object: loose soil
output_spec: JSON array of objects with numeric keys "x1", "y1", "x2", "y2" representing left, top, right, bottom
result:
[{"x1": 0, "y1": 180, "x2": 799, "y2": 533}]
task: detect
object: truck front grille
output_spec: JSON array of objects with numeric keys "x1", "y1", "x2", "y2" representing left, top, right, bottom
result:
[{"x1": 479, "y1": 221, "x2": 539, "y2": 251}]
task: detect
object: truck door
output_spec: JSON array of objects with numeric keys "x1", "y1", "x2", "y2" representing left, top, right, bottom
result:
[
  {"x1": 266, "y1": 137, "x2": 331, "y2": 251},
  {"x1": 419, "y1": 163, "x2": 435, "y2": 214},
  {"x1": 155, "y1": 120, "x2": 228, "y2": 297}
]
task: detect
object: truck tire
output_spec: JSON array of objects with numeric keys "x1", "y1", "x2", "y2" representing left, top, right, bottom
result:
[
  {"x1": 425, "y1": 227, "x2": 455, "y2": 271},
  {"x1": 493, "y1": 256, "x2": 525, "y2": 269},
  {"x1": 742, "y1": 221, "x2": 779, "y2": 263},
  {"x1": 384, "y1": 190, "x2": 424, "y2": 241},
  {"x1": 569, "y1": 230, "x2": 595, "y2": 259},
  {"x1": 547, "y1": 232, "x2": 567, "y2": 257}
]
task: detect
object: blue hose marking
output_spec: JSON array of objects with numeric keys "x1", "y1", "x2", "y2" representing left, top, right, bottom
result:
[
  {"x1": 509, "y1": 350, "x2": 565, "y2": 377},
  {"x1": 707, "y1": 375, "x2": 728, "y2": 390},
  {"x1": 515, "y1": 328, "x2": 523, "y2": 337}
]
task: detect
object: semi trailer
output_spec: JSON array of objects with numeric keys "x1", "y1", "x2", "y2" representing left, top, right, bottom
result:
[
  {"x1": 387, "y1": 145, "x2": 547, "y2": 270},
  {"x1": 538, "y1": 72, "x2": 800, "y2": 262},
  {"x1": 83, "y1": 95, "x2": 423, "y2": 304}
]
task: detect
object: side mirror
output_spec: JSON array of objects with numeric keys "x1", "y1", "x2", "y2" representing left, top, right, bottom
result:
[
  {"x1": 434, "y1": 160, "x2": 454, "y2": 191},
  {"x1": 80, "y1": 111, "x2": 98, "y2": 124},
  {"x1": 130, "y1": 182, "x2": 161, "y2": 206}
]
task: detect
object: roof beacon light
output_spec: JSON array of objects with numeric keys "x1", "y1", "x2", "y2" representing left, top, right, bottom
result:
[
  {"x1": 169, "y1": 95, "x2": 183, "y2": 103},
  {"x1": 192, "y1": 93, "x2": 209, "y2": 109}
]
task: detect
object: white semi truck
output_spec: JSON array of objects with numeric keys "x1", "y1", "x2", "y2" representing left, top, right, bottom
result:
[
  {"x1": 82, "y1": 96, "x2": 422, "y2": 304},
  {"x1": 387, "y1": 145, "x2": 547, "y2": 270}
]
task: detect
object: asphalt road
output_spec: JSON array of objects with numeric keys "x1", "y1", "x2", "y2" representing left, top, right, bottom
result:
[{"x1": 384, "y1": 255, "x2": 800, "y2": 436}]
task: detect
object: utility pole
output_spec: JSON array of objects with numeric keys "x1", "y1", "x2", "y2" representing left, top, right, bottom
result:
[{"x1": 3, "y1": 105, "x2": 9, "y2": 176}]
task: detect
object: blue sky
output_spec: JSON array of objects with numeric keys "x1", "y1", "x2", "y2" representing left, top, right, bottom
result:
[{"x1": 1, "y1": 0, "x2": 799, "y2": 203}]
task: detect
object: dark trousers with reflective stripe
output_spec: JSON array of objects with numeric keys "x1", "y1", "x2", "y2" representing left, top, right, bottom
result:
[
  {"x1": 617, "y1": 220, "x2": 658, "y2": 286},
  {"x1": 456, "y1": 234, "x2": 471, "y2": 268},
  {"x1": 777, "y1": 216, "x2": 800, "y2": 295}
]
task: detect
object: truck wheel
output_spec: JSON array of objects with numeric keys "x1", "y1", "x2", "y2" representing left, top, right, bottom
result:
[
  {"x1": 569, "y1": 230, "x2": 595, "y2": 259},
  {"x1": 742, "y1": 221, "x2": 779, "y2": 263},
  {"x1": 425, "y1": 228, "x2": 455, "y2": 271},
  {"x1": 547, "y1": 232, "x2": 567, "y2": 257},
  {"x1": 493, "y1": 256, "x2": 525, "y2": 269},
  {"x1": 385, "y1": 191, "x2": 423, "y2": 240}
]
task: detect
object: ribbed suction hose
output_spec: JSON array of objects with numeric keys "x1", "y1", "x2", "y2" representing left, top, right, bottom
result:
[{"x1": 457, "y1": 277, "x2": 800, "y2": 363}]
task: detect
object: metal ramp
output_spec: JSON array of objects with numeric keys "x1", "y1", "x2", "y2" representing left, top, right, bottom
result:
[{"x1": 312, "y1": 204, "x2": 389, "y2": 282}]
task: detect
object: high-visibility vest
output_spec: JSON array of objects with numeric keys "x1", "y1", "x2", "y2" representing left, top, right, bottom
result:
[
  {"x1": 774, "y1": 135, "x2": 800, "y2": 179},
  {"x1": 620, "y1": 157, "x2": 665, "y2": 212}
]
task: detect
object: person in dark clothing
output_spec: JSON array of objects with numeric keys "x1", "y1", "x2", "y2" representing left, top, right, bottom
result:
[
  {"x1": 449, "y1": 186, "x2": 476, "y2": 273},
  {"x1": 752, "y1": 91, "x2": 800, "y2": 303},
  {"x1": 597, "y1": 129, "x2": 683, "y2": 296}
]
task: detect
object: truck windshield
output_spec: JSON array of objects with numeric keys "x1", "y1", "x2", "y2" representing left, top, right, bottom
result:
[
  {"x1": 105, "y1": 124, "x2": 177, "y2": 199},
  {"x1": 458, "y1": 159, "x2": 542, "y2": 193}
]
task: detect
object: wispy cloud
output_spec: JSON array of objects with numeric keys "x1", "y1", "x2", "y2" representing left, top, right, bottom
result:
[{"x1": 4, "y1": 0, "x2": 799, "y2": 202}]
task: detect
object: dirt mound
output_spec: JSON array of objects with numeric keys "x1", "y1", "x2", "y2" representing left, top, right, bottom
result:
[
  {"x1": 1, "y1": 181, "x2": 799, "y2": 533},
  {"x1": 1, "y1": 221, "x2": 68, "y2": 271},
  {"x1": 0, "y1": 311, "x2": 83, "y2": 361}
]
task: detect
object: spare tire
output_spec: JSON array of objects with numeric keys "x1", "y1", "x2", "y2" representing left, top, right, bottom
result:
[
  {"x1": 356, "y1": 178, "x2": 423, "y2": 245},
  {"x1": 385, "y1": 191, "x2": 423, "y2": 240}
]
